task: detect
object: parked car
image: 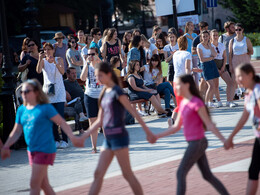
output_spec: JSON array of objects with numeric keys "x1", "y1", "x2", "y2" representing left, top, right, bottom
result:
[{"x1": 42, "y1": 26, "x2": 76, "y2": 37}]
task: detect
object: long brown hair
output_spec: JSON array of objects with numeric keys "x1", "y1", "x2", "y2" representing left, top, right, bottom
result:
[
  {"x1": 126, "y1": 60, "x2": 140, "y2": 79},
  {"x1": 106, "y1": 28, "x2": 117, "y2": 42},
  {"x1": 179, "y1": 74, "x2": 210, "y2": 130},
  {"x1": 21, "y1": 79, "x2": 49, "y2": 105},
  {"x1": 96, "y1": 62, "x2": 120, "y2": 107},
  {"x1": 21, "y1": 37, "x2": 30, "y2": 52},
  {"x1": 149, "y1": 54, "x2": 162, "y2": 76}
]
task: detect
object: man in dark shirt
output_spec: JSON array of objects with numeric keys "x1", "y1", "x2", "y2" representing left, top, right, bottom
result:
[{"x1": 64, "y1": 67, "x2": 87, "y2": 121}]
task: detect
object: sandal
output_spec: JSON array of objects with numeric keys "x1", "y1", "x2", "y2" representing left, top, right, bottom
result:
[{"x1": 91, "y1": 148, "x2": 98, "y2": 154}]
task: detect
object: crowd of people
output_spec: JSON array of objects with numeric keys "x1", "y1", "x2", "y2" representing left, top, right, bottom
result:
[{"x1": 1, "y1": 20, "x2": 259, "y2": 195}]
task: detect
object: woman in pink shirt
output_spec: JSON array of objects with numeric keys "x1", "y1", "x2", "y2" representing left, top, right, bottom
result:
[{"x1": 154, "y1": 74, "x2": 229, "y2": 195}]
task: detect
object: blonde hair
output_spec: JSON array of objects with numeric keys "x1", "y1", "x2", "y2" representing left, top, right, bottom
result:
[
  {"x1": 21, "y1": 79, "x2": 49, "y2": 105},
  {"x1": 185, "y1": 21, "x2": 193, "y2": 34}
]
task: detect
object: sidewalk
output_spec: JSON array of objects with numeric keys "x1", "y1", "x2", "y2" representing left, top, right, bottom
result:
[
  {"x1": 0, "y1": 69, "x2": 258, "y2": 195},
  {"x1": 58, "y1": 138, "x2": 255, "y2": 195}
]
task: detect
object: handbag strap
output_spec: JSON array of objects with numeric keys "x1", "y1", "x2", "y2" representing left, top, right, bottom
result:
[
  {"x1": 53, "y1": 58, "x2": 57, "y2": 84},
  {"x1": 87, "y1": 62, "x2": 90, "y2": 85}
]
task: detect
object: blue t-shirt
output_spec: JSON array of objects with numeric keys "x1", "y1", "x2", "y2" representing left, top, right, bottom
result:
[
  {"x1": 184, "y1": 33, "x2": 197, "y2": 55},
  {"x1": 15, "y1": 104, "x2": 58, "y2": 153},
  {"x1": 101, "y1": 85, "x2": 128, "y2": 139},
  {"x1": 90, "y1": 41, "x2": 102, "y2": 59}
]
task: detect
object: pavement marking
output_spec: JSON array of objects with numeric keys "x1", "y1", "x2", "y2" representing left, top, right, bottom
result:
[
  {"x1": 212, "y1": 158, "x2": 250, "y2": 173},
  {"x1": 54, "y1": 135, "x2": 255, "y2": 192}
]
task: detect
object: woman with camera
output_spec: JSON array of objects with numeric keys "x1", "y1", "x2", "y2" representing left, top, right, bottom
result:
[{"x1": 36, "y1": 42, "x2": 68, "y2": 149}]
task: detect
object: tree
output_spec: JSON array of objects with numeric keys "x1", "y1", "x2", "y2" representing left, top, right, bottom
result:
[{"x1": 219, "y1": 0, "x2": 260, "y2": 32}]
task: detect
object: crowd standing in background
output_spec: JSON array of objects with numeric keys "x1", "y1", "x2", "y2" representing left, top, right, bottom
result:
[{"x1": 2, "y1": 19, "x2": 259, "y2": 195}]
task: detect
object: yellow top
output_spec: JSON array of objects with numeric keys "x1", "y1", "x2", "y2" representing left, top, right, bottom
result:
[{"x1": 113, "y1": 68, "x2": 121, "y2": 77}]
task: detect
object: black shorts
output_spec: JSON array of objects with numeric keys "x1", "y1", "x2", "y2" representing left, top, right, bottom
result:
[
  {"x1": 249, "y1": 137, "x2": 260, "y2": 180},
  {"x1": 84, "y1": 94, "x2": 99, "y2": 118}
]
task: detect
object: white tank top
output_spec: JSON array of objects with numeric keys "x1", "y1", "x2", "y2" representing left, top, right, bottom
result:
[
  {"x1": 42, "y1": 57, "x2": 66, "y2": 103},
  {"x1": 233, "y1": 36, "x2": 248, "y2": 55}
]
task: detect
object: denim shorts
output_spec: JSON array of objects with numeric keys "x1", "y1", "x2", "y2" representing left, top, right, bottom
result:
[
  {"x1": 102, "y1": 135, "x2": 129, "y2": 151},
  {"x1": 27, "y1": 151, "x2": 56, "y2": 166},
  {"x1": 84, "y1": 94, "x2": 99, "y2": 118}
]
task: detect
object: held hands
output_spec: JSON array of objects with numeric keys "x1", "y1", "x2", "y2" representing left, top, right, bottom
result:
[
  {"x1": 1, "y1": 148, "x2": 11, "y2": 160},
  {"x1": 224, "y1": 137, "x2": 234, "y2": 150},
  {"x1": 70, "y1": 136, "x2": 85, "y2": 148},
  {"x1": 146, "y1": 132, "x2": 157, "y2": 144}
]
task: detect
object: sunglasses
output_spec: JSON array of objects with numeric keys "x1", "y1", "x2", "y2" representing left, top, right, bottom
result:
[
  {"x1": 235, "y1": 28, "x2": 242, "y2": 31},
  {"x1": 28, "y1": 43, "x2": 35, "y2": 47},
  {"x1": 87, "y1": 53, "x2": 95, "y2": 56},
  {"x1": 21, "y1": 89, "x2": 33, "y2": 95},
  {"x1": 216, "y1": 47, "x2": 220, "y2": 53},
  {"x1": 70, "y1": 41, "x2": 75, "y2": 43},
  {"x1": 97, "y1": 33, "x2": 101, "y2": 36}
]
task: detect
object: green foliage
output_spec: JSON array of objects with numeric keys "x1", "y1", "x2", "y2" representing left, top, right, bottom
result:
[
  {"x1": 246, "y1": 33, "x2": 260, "y2": 46},
  {"x1": 219, "y1": 0, "x2": 260, "y2": 32}
]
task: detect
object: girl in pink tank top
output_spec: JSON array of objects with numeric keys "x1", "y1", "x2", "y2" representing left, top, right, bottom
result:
[{"x1": 154, "y1": 74, "x2": 228, "y2": 195}]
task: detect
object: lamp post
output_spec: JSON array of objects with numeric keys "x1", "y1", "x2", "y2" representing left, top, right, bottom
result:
[
  {"x1": 0, "y1": 0, "x2": 16, "y2": 143},
  {"x1": 23, "y1": 0, "x2": 41, "y2": 45}
]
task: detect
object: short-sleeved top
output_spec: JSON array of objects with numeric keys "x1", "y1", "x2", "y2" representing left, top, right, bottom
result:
[
  {"x1": 42, "y1": 58, "x2": 66, "y2": 103},
  {"x1": 90, "y1": 41, "x2": 102, "y2": 59},
  {"x1": 145, "y1": 43, "x2": 158, "y2": 60},
  {"x1": 197, "y1": 43, "x2": 212, "y2": 62},
  {"x1": 218, "y1": 33, "x2": 236, "y2": 64},
  {"x1": 66, "y1": 48, "x2": 82, "y2": 78},
  {"x1": 233, "y1": 36, "x2": 248, "y2": 55},
  {"x1": 192, "y1": 35, "x2": 201, "y2": 49},
  {"x1": 53, "y1": 43, "x2": 68, "y2": 71},
  {"x1": 143, "y1": 65, "x2": 160, "y2": 85},
  {"x1": 101, "y1": 85, "x2": 128, "y2": 139},
  {"x1": 15, "y1": 104, "x2": 58, "y2": 153},
  {"x1": 244, "y1": 84, "x2": 260, "y2": 138},
  {"x1": 81, "y1": 46, "x2": 88, "y2": 65},
  {"x1": 179, "y1": 96, "x2": 205, "y2": 141},
  {"x1": 164, "y1": 43, "x2": 179, "y2": 65},
  {"x1": 64, "y1": 79, "x2": 84, "y2": 100},
  {"x1": 184, "y1": 33, "x2": 197, "y2": 54},
  {"x1": 84, "y1": 64, "x2": 103, "y2": 99},
  {"x1": 106, "y1": 40, "x2": 120, "y2": 63},
  {"x1": 127, "y1": 74, "x2": 144, "y2": 92},
  {"x1": 148, "y1": 37, "x2": 156, "y2": 44},
  {"x1": 211, "y1": 42, "x2": 225, "y2": 60},
  {"x1": 77, "y1": 42, "x2": 86, "y2": 53},
  {"x1": 21, "y1": 55, "x2": 43, "y2": 85},
  {"x1": 173, "y1": 51, "x2": 192, "y2": 82}
]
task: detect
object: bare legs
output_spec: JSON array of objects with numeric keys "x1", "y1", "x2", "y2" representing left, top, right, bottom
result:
[
  {"x1": 30, "y1": 164, "x2": 55, "y2": 195},
  {"x1": 221, "y1": 71, "x2": 235, "y2": 102},
  {"x1": 89, "y1": 148, "x2": 143, "y2": 195},
  {"x1": 205, "y1": 79, "x2": 218, "y2": 104},
  {"x1": 149, "y1": 95, "x2": 167, "y2": 114},
  {"x1": 89, "y1": 117, "x2": 98, "y2": 151},
  {"x1": 246, "y1": 180, "x2": 259, "y2": 195}
]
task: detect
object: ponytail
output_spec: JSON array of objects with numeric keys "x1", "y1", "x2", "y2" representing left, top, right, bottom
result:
[{"x1": 96, "y1": 62, "x2": 121, "y2": 107}]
